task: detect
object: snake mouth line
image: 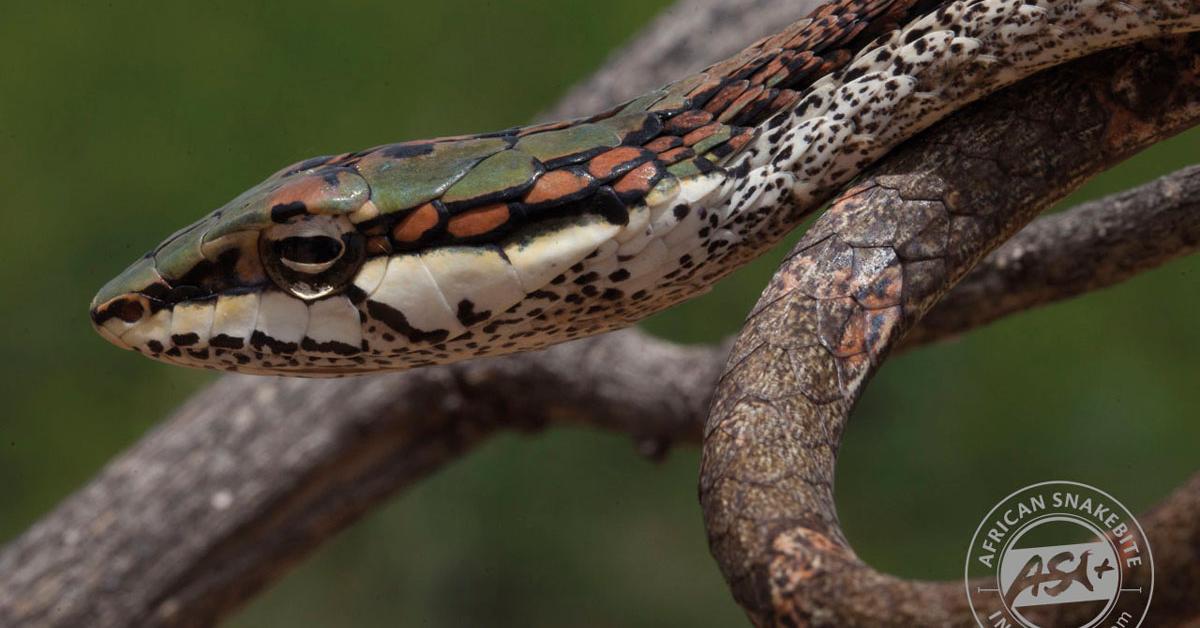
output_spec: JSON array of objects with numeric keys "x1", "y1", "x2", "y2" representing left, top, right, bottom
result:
[{"x1": 88, "y1": 286, "x2": 380, "y2": 374}]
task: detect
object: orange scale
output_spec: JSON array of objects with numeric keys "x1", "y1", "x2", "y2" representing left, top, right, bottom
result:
[
  {"x1": 750, "y1": 56, "x2": 788, "y2": 86},
  {"x1": 682, "y1": 122, "x2": 724, "y2": 146},
  {"x1": 786, "y1": 51, "x2": 822, "y2": 75},
  {"x1": 446, "y1": 203, "x2": 512, "y2": 239},
  {"x1": 685, "y1": 77, "x2": 724, "y2": 102},
  {"x1": 724, "y1": 132, "x2": 756, "y2": 154},
  {"x1": 586, "y1": 146, "x2": 649, "y2": 180},
  {"x1": 267, "y1": 175, "x2": 326, "y2": 211},
  {"x1": 664, "y1": 109, "x2": 714, "y2": 134},
  {"x1": 838, "y1": 20, "x2": 870, "y2": 44},
  {"x1": 643, "y1": 136, "x2": 682, "y2": 153},
  {"x1": 703, "y1": 81, "x2": 750, "y2": 115},
  {"x1": 657, "y1": 146, "x2": 695, "y2": 166},
  {"x1": 719, "y1": 85, "x2": 767, "y2": 123},
  {"x1": 392, "y1": 202, "x2": 442, "y2": 243},
  {"x1": 612, "y1": 161, "x2": 662, "y2": 198},
  {"x1": 523, "y1": 170, "x2": 593, "y2": 206},
  {"x1": 816, "y1": 49, "x2": 852, "y2": 74}
]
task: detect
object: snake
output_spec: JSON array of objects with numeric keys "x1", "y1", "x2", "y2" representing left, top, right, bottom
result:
[{"x1": 90, "y1": 0, "x2": 1199, "y2": 376}]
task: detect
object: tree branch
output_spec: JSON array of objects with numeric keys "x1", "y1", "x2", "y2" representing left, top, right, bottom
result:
[
  {"x1": 908, "y1": 163, "x2": 1200, "y2": 349},
  {"x1": 1, "y1": 2, "x2": 1197, "y2": 627},
  {"x1": 0, "y1": 330, "x2": 723, "y2": 627},
  {"x1": 699, "y1": 35, "x2": 1200, "y2": 626}
]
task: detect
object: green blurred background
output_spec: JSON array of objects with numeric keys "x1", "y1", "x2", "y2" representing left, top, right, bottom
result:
[{"x1": 1, "y1": 2, "x2": 1196, "y2": 626}]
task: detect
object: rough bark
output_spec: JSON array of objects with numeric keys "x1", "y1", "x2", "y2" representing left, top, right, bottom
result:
[
  {"x1": 699, "y1": 35, "x2": 1200, "y2": 626},
  {"x1": 0, "y1": 1, "x2": 1197, "y2": 627},
  {"x1": 907, "y1": 163, "x2": 1200, "y2": 348}
]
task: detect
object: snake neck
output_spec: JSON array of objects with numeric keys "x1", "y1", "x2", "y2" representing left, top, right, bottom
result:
[{"x1": 647, "y1": 0, "x2": 1200, "y2": 301}]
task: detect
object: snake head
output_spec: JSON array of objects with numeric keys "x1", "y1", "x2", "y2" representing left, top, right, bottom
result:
[
  {"x1": 88, "y1": 130, "x2": 665, "y2": 377},
  {"x1": 89, "y1": 158, "x2": 379, "y2": 375},
  {"x1": 90, "y1": 106, "x2": 723, "y2": 376}
]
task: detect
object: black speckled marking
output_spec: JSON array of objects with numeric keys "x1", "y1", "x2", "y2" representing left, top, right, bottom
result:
[
  {"x1": 455, "y1": 299, "x2": 491, "y2": 326},
  {"x1": 366, "y1": 300, "x2": 451, "y2": 344},
  {"x1": 270, "y1": 201, "x2": 308, "y2": 223}
]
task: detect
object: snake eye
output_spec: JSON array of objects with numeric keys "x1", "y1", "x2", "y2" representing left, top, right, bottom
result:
[
  {"x1": 274, "y1": 235, "x2": 345, "y2": 273},
  {"x1": 261, "y1": 216, "x2": 364, "y2": 300}
]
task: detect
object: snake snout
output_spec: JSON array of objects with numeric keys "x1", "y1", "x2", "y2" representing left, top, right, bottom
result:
[
  {"x1": 89, "y1": 292, "x2": 152, "y2": 350},
  {"x1": 89, "y1": 253, "x2": 173, "y2": 353}
]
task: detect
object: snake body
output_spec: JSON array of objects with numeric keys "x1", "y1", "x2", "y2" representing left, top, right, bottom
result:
[{"x1": 91, "y1": 0, "x2": 1199, "y2": 376}]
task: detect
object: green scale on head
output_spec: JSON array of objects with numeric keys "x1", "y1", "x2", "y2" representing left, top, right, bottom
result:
[{"x1": 89, "y1": 0, "x2": 940, "y2": 375}]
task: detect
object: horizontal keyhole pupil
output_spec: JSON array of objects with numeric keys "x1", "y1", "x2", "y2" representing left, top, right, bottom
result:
[{"x1": 275, "y1": 235, "x2": 343, "y2": 264}]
